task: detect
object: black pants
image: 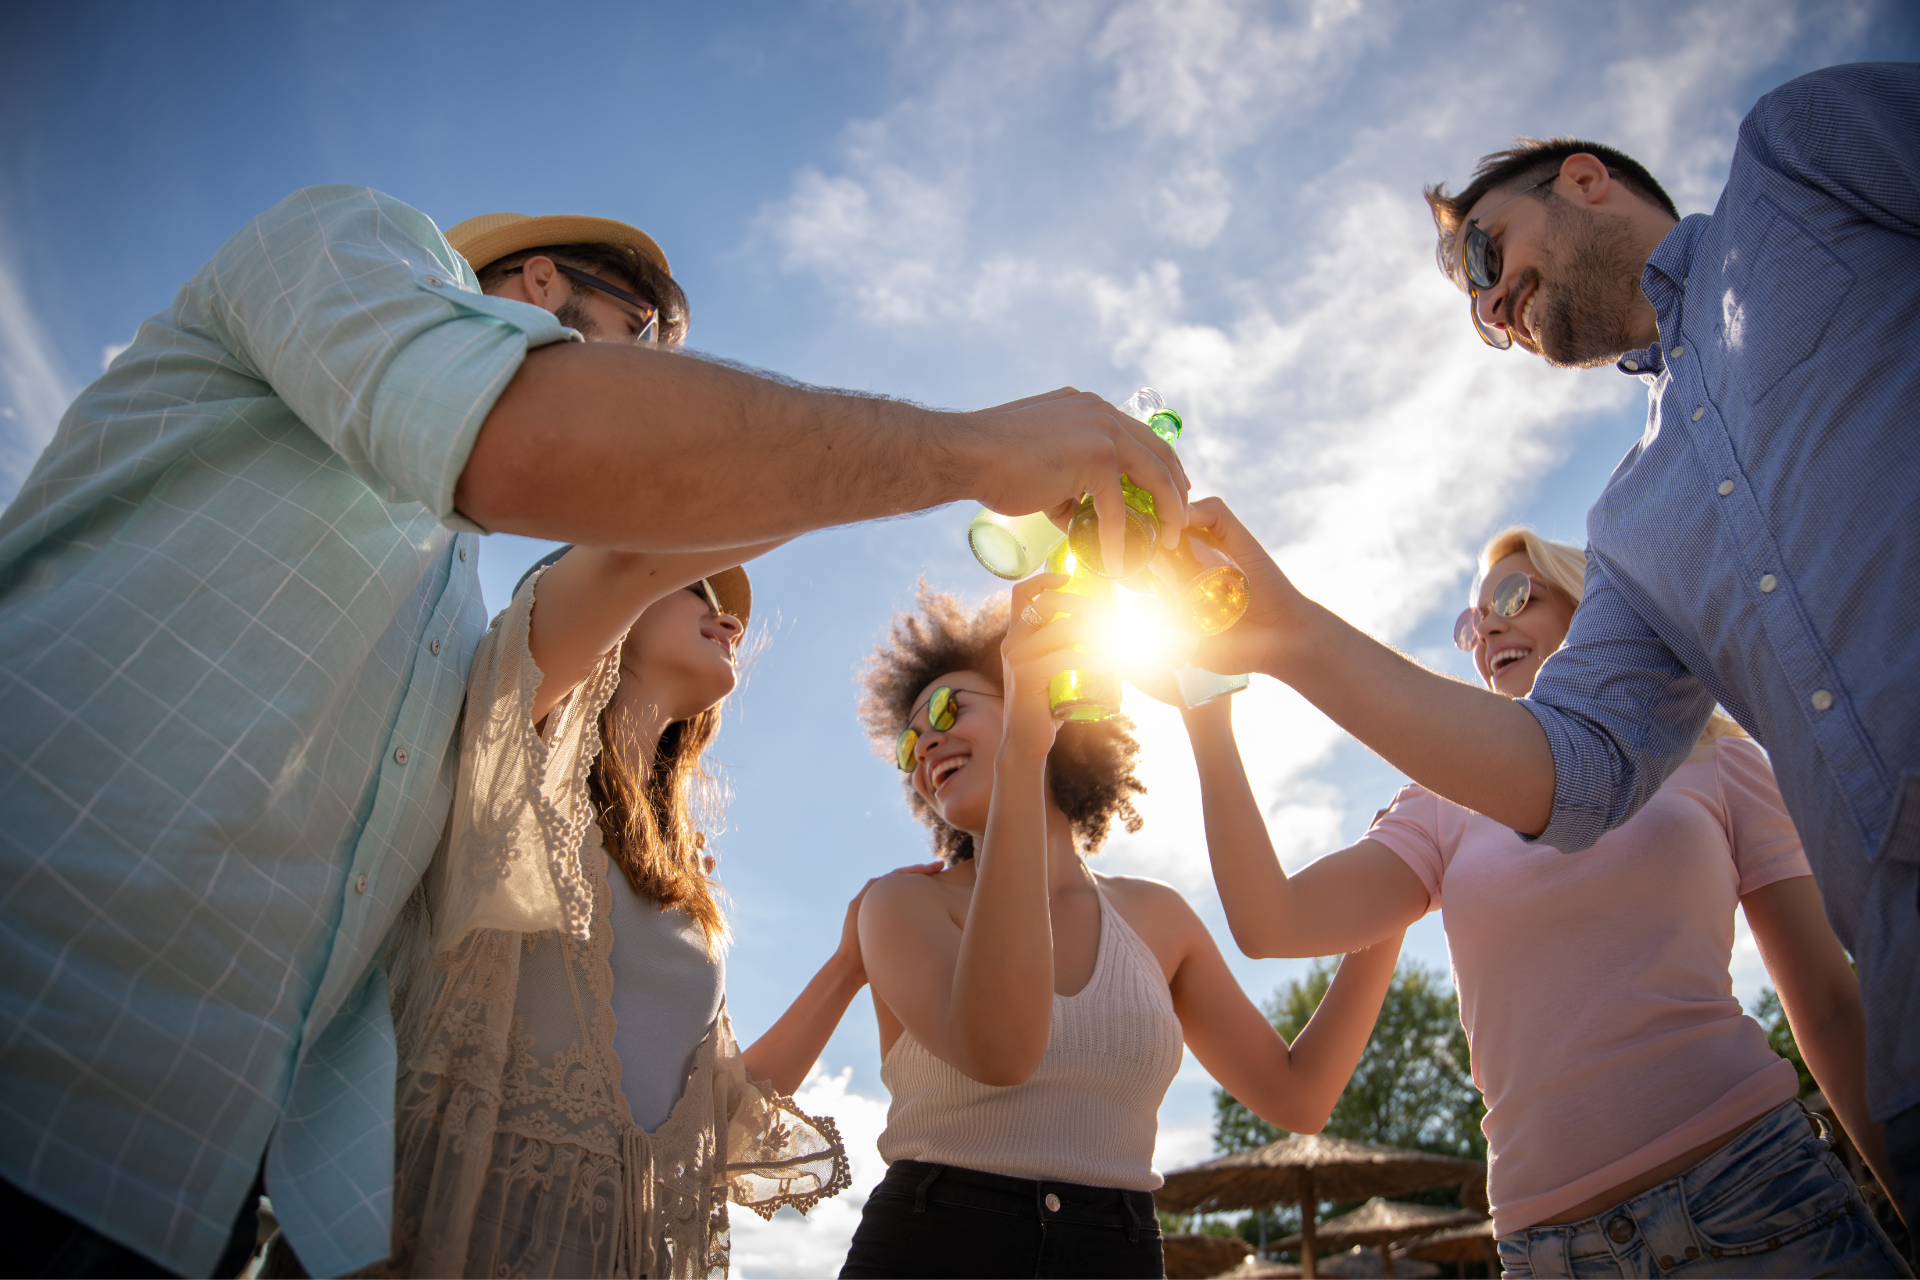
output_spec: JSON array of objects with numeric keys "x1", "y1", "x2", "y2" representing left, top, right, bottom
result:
[
  {"x1": 1, "y1": 1168, "x2": 265, "y2": 1279},
  {"x1": 839, "y1": 1159, "x2": 1163, "y2": 1279}
]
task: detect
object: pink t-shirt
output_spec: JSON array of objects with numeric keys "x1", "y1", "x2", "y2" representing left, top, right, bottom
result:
[{"x1": 1366, "y1": 736, "x2": 1811, "y2": 1234}]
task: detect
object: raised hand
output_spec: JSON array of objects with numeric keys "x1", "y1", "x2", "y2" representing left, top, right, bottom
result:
[
  {"x1": 967, "y1": 388, "x2": 1192, "y2": 572},
  {"x1": 1179, "y1": 497, "x2": 1301, "y2": 681}
]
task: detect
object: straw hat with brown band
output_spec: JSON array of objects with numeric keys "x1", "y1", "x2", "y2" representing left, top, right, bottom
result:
[
  {"x1": 442, "y1": 212, "x2": 671, "y2": 278},
  {"x1": 513, "y1": 547, "x2": 751, "y2": 629}
]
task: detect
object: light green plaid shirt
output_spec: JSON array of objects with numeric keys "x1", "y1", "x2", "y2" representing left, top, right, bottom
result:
[{"x1": 0, "y1": 185, "x2": 572, "y2": 1277}]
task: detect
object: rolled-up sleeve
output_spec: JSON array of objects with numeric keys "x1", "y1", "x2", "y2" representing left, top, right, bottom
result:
[
  {"x1": 1521, "y1": 551, "x2": 1716, "y2": 852},
  {"x1": 195, "y1": 184, "x2": 574, "y2": 530}
]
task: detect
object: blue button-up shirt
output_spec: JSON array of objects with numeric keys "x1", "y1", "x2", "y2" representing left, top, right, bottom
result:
[
  {"x1": 0, "y1": 186, "x2": 571, "y2": 1276},
  {"x1": 1521, "y1": 63, "x2": 1920, "y2": 1121}
]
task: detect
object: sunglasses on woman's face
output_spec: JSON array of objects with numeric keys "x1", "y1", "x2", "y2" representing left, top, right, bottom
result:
[
  {"x1": 894, "y1": 686, "x2": 1003, "y2": 772},
  {"x1": 1453, "y1": 572, "x2": 1552, "y2": 651}
]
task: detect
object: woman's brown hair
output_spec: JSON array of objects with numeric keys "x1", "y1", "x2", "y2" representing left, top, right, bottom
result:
[
  {"x1": 858, "y1": 581, "x2": 1146, "y2": 863},
  {"x1": 591, "y1": 698, "x2": 730, "y2": 954}
]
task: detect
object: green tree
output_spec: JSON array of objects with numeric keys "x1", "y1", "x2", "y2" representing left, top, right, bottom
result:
[
  {"x1": 1749, "y1": 986, "x2": 1816, "y2": 1097},
  {"x1": 1214, "y1": 959, "x2": 1485, "y2": 1161}
]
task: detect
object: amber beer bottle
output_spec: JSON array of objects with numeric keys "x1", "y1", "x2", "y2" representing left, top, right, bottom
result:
[{"x1": 1043, "y1": 538, "x2": 1121, "y2": 721}]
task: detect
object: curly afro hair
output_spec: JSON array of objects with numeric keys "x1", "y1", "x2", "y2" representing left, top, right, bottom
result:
[{"x1": 857, "y1": 580, "x2": 1146, "y2": 864}]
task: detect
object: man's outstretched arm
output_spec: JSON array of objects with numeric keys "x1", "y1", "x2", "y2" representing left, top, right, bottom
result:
[
  {"x1": 1183, "y1": 498, "x2": 1709, "y2": 843},
  {"x1": 455, "y1": 343, "x2": 1190, "y2": 562}
]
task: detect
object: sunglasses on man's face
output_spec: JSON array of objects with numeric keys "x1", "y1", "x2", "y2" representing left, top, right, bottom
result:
[
  {"x1": 894, "y1": 686, "x2": 1003, "y2": 773},
  {"x1": 1453, "y1": 572, "x2": 1553, "y2": 651},
  {"x1": 500, "y1": 262, "x2": 659, "y2": 343},
  {"x1": 1460, "y1": 179, "x2": 1549, "y2": 350}
]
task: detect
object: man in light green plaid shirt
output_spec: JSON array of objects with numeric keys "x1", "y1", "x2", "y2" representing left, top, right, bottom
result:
[{"x1": 0, "y1": 185, "x2": 1188, "y2": 1277}]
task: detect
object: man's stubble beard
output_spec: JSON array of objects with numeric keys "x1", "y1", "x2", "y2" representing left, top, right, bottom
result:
[
  {"x1": 1533, "y1": 198, "x2": 1646, "y2": 369},
  {"x1": 554, "y1": 292, "x2": 601, "y2": 339}
]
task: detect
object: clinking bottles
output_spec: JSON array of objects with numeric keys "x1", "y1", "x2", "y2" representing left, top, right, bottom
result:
[
  {"x1": 1065, "y1": 389, "x2": 1180, "y2": 579},
  {"x1": 1043, "y1": 538, "x2": 1121, "y2": 722},
  {"x1": 967, "y1": 508, "x2": 1067, "y2": 580}
]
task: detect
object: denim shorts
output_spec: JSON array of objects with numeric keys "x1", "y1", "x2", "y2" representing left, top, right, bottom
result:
[
  {"x1": 838, "y1": 1159, "x2": 1162, "y2": 1279},
  {"x1": 1497, "y1": 1099, "x2": 1911, "y2": 1278}
]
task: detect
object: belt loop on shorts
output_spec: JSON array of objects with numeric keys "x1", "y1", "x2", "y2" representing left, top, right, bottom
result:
[
  {"x1": 1804, "y1": 1103, "x2": 1834, "y2": 1144},
  {"x1": 913, "y1": 1164, "x2": 943, "y2": 1214},
  {"x1": 1122, "y1": 1189, "x2": 1141, "y2": 1243}
]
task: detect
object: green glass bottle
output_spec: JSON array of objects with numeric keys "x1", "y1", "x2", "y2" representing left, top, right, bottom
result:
[
  {"x1": 1066, "y1": 400, "x2": 1182, "y2": 579},
  {"x1": 1043, "y1": 538, "x2": 1121, "y2": 722},
  {"x1": 967, "y1": 508, "x2": 1068, "y2": 580}
]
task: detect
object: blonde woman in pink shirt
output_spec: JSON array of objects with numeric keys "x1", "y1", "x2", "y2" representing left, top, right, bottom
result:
[{"x1": 1183, "y1": 527, "x2": 1909, "y2": 1278}]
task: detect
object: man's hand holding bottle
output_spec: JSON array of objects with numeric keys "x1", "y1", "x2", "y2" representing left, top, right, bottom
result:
[{"x1": 963, "y1": 387, "x2": 1191, "y2": 575}]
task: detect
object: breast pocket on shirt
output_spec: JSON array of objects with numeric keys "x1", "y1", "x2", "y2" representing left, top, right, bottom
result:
[{"x1": 1719, "y1": 196, "x2": 1855, "y2": 407}]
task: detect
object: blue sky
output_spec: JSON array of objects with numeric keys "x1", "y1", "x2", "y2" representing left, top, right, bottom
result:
[{"x1": 4, "y1": 2, "x2": 1915, "y2": 1273}]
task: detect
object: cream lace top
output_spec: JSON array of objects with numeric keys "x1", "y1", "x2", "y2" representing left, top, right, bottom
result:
[{"x1": 378, "y1": 569, "x2": 849, "y2": 1278}]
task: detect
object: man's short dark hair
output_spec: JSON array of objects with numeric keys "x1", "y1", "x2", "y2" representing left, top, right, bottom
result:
[
  {"x1": 476, "y1": 241, "x2": 690, "y2": 345},
  {"x1": 1424, "y1": 138, "x2": 1679, "y2": 286}
]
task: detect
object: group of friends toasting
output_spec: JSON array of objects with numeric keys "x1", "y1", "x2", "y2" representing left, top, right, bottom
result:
[{"x1": 3, "y1": 59, "x2": 1915, "y2": 1280}]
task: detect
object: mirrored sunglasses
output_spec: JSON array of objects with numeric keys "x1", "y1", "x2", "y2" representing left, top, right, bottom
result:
[
  {"x1": 1453, "y1": 572, "x2": 1548, "y2": 651},
  {"x1": 894, "y1": 686, "x2": 1002, "y2": 772}
]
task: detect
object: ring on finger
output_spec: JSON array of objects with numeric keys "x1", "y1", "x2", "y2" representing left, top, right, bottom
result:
[{"x1": 1020, "y1": 604, "x2": 1046, "y2": 628}]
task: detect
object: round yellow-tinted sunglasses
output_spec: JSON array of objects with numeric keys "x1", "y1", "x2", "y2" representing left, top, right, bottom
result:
[{"x1": 894, "y1": 686, "x2": 1003, "y2": 772}]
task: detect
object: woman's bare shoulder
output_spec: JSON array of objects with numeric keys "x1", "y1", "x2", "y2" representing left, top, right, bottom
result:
[{"x1": 862, "y1": 861, "x2": 970, "y2": 924}]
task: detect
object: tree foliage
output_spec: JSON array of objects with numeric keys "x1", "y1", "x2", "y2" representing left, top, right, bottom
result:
[{"x1": 1213, "y1": 958, "x2": 1486, "y2": 1162}]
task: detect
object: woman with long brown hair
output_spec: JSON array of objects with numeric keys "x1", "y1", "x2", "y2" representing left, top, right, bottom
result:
[{"x1": 375, "y1": 544, "x2": 872, "y2": 1277}]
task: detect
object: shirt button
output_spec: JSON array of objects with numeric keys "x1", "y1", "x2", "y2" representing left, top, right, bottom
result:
[
  {"x1": 1691, "y1": 406, "x2": 1705, "y2": 421},
  {"x1": 430, "y1": 637, "x2": 441, "y2": 655},
  {"x1": 1717, "y1": 479, "x2": 1735, "y2": 496},
  {"x1": 355, "y1": 874, "x2": 368, "y2": 894},
  {"x1": 1811, "y1": 689, "x2": 1834, "y2": 712},
  {"x1": 425, "y1": 275, "x2": 441, "y2": 287},
  {"x1": 1669, "y1": 345, "x2": 1685, "y2": 359},
  {"x1": 458, "y1": 547, "x2": 468, "y2": 562},
  {"x1": 1759, "y1": 574, "x2": 1778, "y2": 593},
  {"x1": 1622, "y1": 359, "x2": 1640, "y2": 371},
  {"x1": 394, "y1": 746, "x2": 409, "y2": 765},
  {"x1": 1044, "y1": 1193, "x2": 1061, "y2": 1212}
]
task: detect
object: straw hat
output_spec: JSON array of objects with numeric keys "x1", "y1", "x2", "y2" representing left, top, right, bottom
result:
[
  {"x1": 443, "y1": 212, "x2": 670, "y2": 277},
  {"x1": 514, "y1": 548, "x2": 750, "y2": 628}
]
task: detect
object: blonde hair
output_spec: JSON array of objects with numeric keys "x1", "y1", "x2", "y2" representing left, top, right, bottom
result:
[{"x1": 1476, "y1": 527, "x2": 1745, "y2": 745}]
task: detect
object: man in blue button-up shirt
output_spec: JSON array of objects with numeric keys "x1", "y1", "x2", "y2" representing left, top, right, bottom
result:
[
  {"x1": 1184, "y1": 62, "x2": 1920, "y2": 1227},
  {"x1": 0, "y1": 186, "x2": 1190, "y2": 1277}
]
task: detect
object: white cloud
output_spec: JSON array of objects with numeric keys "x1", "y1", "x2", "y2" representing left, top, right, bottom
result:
[
  {"x1": 0, "y1": 246, "x2": 75, "y2": 503},
  {"x1": 100, "y1": 340, "x2": 131, "y2": 371}
]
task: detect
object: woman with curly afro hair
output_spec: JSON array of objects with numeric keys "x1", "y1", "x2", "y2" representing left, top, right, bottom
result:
[{"x1": 839, "y1": 574, "x2": 1408, "y2": 1280}]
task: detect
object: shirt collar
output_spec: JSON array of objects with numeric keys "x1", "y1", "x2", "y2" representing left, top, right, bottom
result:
[{"x1": 1618, "y1": 214, "x2": 1710, "y2": 381}]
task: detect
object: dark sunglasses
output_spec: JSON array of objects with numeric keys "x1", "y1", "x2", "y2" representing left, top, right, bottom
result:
[
  {"x1": 894, "y1": 686, "x2": 1003, "y2": 773},
  {"x1": 500, "y1": 262, "x2": 659, "y2": 343},
  {"x1": 1453, "y1": 572, "x2": 1554, "y2": 651},
  {"x1": 1461, "y1": 179, "x2": 1549, "y2": 350}
]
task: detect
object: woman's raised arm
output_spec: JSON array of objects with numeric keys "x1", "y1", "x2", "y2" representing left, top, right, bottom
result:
[
  {"x1": 526, "y1": 541, "x2": 783, "y2": 724},
  {"x1": 1183, "y1": 696, "x2": 1428, "y2": 958}
]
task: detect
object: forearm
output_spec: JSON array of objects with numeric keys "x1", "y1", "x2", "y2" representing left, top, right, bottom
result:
[
  {"x1": 741, "y1": 952, "x2": 866, "y2": 1098},
  {"x1": 1790, "y1": 1003, "x2": 1901, "y2": 1214},
  {"x1": 1264, "y1": 598, "x2": 1555, "y2": 834},
  {"x1": 1263, "y1": 935, "x2": 1404, "y2": 1129},
  {"x1": 1186, "y1": 705, "x2": 1301, "y2": 953},
  {"x1": 949, "y1": 753, "x2": 1056, "y2": 1084},
  {"x1": 457, "y1": 343, "x2": 979, "y2": 548}
]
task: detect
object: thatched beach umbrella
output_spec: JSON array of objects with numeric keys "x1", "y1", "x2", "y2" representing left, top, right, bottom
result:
[
  {"x1": 1274, "y1": 1198, "x2": 1484, "y2": 1277},
  {"x1": 1402, "y1": 1219, "x2": 1498, "y2": 1268},
  {"x1": 1157, "y1": 1135, "x2": 1485, "y2": 1280}
]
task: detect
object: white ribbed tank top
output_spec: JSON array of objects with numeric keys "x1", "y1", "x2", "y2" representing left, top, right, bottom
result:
[{"x1": 876, "y1": 885, "x2": 1185, "y2": 1191}]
